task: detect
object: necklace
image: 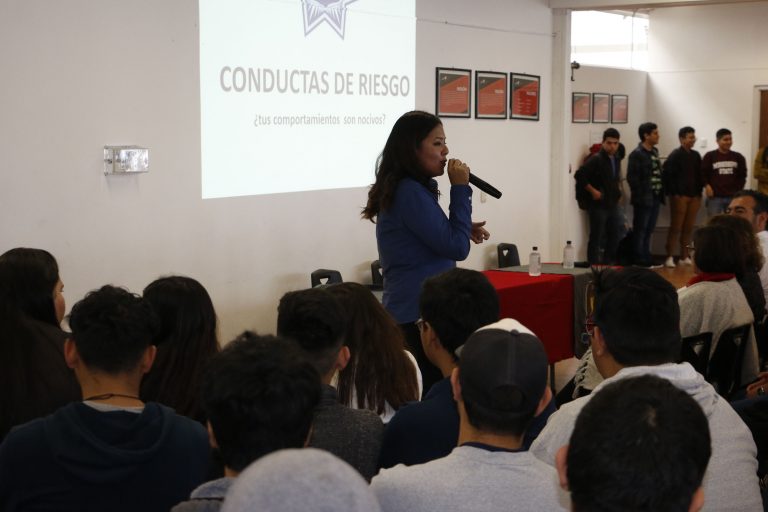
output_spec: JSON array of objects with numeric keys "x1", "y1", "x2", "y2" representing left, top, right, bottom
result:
[{"x1": 83, "y1": 393, "x2": 142, "y2": 402}]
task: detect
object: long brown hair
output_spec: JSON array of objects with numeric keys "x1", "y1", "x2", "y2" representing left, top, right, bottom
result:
[
  {"x1": 361, "y1": 111, "x2": 441, "y2": 221},
  {"x1": 706, "y1": 214, "x2": 764, "y2": 273},
  {"x1": 326, "y1": 282, "x2": 418, "y2": 414}
]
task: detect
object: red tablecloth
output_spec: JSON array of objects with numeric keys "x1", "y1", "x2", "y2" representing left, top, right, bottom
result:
[{"x1": 482, "y1": 270, "x2": 575, "y2": 364}]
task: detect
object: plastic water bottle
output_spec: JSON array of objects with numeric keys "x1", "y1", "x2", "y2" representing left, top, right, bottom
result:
[
  {"x1": 529, "y1": 246, "x2": 541, "y2": 277},
  {"x1": 563, "y1": 241, "x2": 575, "y2": 269}
]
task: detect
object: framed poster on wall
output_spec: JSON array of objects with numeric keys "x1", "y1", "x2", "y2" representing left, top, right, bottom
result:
[
  {"x1": 436, "y1": 68, "x2": 471, "y2": 118},
  {"x1": 592, "y1": 93, "x2": 610, "y2": 123},
  {"x1": 475, "y1": 71, "x2": 507, "y2": 119},
  {"x1": 510, "y1": 73, "x2": 540, "y2": 121},
  {"x1": 611, "y1": 94, "x2": 628, "y2": 124},
  {"x1": 572, "y1": 92, "x2": 591, "y2": 123}
]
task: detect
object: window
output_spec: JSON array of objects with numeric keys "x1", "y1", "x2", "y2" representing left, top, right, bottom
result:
[{"x1": 571, "y1": 11, "x2": 649, "y2": 71}]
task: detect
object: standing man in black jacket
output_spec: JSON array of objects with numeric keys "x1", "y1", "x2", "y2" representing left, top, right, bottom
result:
[
  {"x1": 628, "y1": 122, "x2": 665, "y2": 267},
  {"x1": 662, "y1": 126, "x2": 703, "y2": 267},
  {"x1": 575, "y1": 128, "x2": 623, "y2": 264}
]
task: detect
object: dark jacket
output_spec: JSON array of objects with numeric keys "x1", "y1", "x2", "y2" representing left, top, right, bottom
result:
[
  {"x1": 628, "y1": 143, "x2": 666, "y2": 207},
  {"x1": 663, "y1": 146, "x2": 704, "y2": 197},
  {"x1": 0, "y1": 402, "x2": 210, "y2": 512},
  {"x1": 308, "y1": 385, "x2": 384, "y2": 482},
  {"x1": 574, "y1": 149, "x2": 622, "y2": 210}
]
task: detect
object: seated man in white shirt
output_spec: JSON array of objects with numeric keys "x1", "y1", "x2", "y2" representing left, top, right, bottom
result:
[
  {"x1": 371, "y1": 318, "x2": 568, "y2": 512},
  {"x1": 531, "y1": 267, "x2": 762, "y2": 512}
]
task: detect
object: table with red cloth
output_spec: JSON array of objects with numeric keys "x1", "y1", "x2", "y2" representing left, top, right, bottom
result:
[{"x1": 482, "y1": 269, "x2": 576, "y2": 364}]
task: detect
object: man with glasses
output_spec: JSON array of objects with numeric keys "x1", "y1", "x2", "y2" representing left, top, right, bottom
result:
[
  {"x1": 531, "y1": 267, "x2": 762, "y2": 512},
  {"x1": 728, "y1": 189, "x2": 768, "y2": 310}
]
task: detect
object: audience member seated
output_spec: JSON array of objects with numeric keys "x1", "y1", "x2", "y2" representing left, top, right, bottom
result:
[
  {"x1": 326, "y1": 282, "x2": 421, "y2": 423},
  {"x1": 679, "y1": 224, "x2": 759, "y2": 385},
  {"x1": 381, "y1": 268, "x2": 556, "y2": 468},
  {"x1": 220, "y1": 448, "x2": 381, "y2": 512},
  {"x1": 0, "y1": 247, "x2": 80, "y2": 441},
  {"x1": 530, "y1": 267, "x2": 762, "y2": 512},
  {"x1": 728, "y1": 190, "x2": 768, "y2": 310},
  {"x1": 0, "y1": 285, "x2": 210, "y2": 512},
  {"x1": 277, "y1": 288, "x2": 383, "y2": 481},
  {"x1": 172, "y1": 332, "x2": 321, "y2": 511},
  {"x1": 140, "y1": 275, "x2": 220, "y2": 423},
  {"x1": 707, "y1": 215, "x2": 766, "y2": 324},
  {"x1": 557, "y1": 375, "x2": 711, "y2": 512},
  {"x1": 372, "y1": 319, "x2": 567, "y2": 511}
]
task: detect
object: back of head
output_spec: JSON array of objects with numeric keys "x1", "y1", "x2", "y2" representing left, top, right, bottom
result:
[
  {"x1": 221, "y1": 448, "x2": 381, "y2": 512},
  {"x1": 457, "y1": 319, "x2": 548, "y2": 437},
  {"x1": 362, "y1": 110, "x2": 442, "y2": 220},
  {"x1": 68, "y1": 285, "x2": 158, "y2": 374},
  {"x1": 602, "y1": 128, "x2": 620, "y2": 141},
  {"x1": 325, "y1": 282, "x2": 418, "y2": 412},
  {"x1": 0, "y1": 247, "x2": 59, "y2": 326},
  {"x1": 567, "y1": 375, "x2": 711, "y2": 512},
  {"x1": 706, "y1": 214, "x2": 763, "y2": 272},
  {"x1": 593, "y1": 268, "x2": 680, "y2": 366},
  {"x1": 202, "y1": 332, "x2": 320, "y2": 472},
  {"x1": 638, "y1": 122, "x2": 657, "y2": 142},
  {"x1": 716, "y1": 128, "x2": 732, "y2": 140},
  {"x1": 692, "y1": 224, "x2": 745, "y2": 275},
  {"x1": 140, "y1": 275, "x2": 220, "y2": 418},
  {"x1": 420, "y1": 268, "x2": 500, "y2": 354},
  {"x1": 277, "y1": 288, "x2": 344, "y2": 376}
]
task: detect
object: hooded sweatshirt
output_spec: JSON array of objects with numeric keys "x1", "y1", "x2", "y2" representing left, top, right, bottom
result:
[
  {"x1": 0, "y1": 401, "x2": 210, "y2": 512},
  {"x1": 531, "y1": 363, "x2": 762, "y2": 512}
]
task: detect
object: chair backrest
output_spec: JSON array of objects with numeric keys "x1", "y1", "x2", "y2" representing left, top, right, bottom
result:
[
  {"x1": 370, "y1": 260, "x2": 383, "y2": 289},
  {"x1": 497, "y1": 243, "x2": 520, "y2": 268},
  {"x1": 708, "y1": 324, "x2": 751, "y2": 398},
  {"x1": 310, "y1": 269, "x2": 342, "y2": 288},
  {"x1": 680, "y1": 332, "x2": 713, "y2": 378}
]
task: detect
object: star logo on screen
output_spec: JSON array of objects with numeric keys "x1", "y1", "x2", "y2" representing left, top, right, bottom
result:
[{"x1": 302, "y1": 0, "x2": 358, "y2": 39}]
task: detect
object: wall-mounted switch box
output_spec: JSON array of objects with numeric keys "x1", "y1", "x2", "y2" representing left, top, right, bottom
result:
[{"x1": 104, "y1": 146, "x2": 149, "y2": 175}]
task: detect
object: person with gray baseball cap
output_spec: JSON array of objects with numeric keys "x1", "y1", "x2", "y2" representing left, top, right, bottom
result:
[{"x1": 371, "y1": 318, "x2": 568, "y2": 512}]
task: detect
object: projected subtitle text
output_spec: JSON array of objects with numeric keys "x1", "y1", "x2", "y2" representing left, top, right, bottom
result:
[{"x1": 253, "y1": 113, "x2": 387, "y2": 128}]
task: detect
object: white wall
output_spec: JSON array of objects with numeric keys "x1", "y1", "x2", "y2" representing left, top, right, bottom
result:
[
  {"x1": 0, "y1": 0, "x2": 554, "y2": 342},
  {"x1": 565, "y1": 65, "x2": 648, "y2": 261}
]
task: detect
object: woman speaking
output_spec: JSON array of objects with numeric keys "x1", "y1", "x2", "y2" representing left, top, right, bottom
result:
[{"x1": 362, "y1": 110, "x2": 489, "y2": 393}]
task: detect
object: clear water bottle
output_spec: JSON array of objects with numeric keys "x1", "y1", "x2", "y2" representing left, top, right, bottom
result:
[
  {"x1": 529, "y1": 246, "x2": 541, "y2": 277},
  {"x1": 563, "y1": 240, "x2": 575, "y2": 269}
]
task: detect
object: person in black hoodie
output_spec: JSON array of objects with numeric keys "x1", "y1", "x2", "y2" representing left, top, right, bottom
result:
[{"x1": 0, "y1": 285, "x2": 210, "y2": 512}]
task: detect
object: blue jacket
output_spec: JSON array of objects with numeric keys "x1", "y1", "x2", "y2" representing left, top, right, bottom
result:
[{"x1": 376, "y1": 178, "x2": 472, "y2": 324}]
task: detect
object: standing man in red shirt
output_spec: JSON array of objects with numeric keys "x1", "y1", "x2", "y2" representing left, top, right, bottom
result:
[{"x1": 702, "y1": 128, "x2": 747, "y2": 217}]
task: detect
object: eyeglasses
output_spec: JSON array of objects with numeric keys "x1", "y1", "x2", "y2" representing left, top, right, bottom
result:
[
  {"x1": 415, "y1": 318, "x2": 426, "y2": 332},
  {"x1": 581, "y1": 317, "x2": 597, "y2": 346}
]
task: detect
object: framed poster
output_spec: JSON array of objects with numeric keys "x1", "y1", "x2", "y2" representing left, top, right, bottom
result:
[
  {"x1": 436, "y1": 68, "x2": 471, "y2": 118},
  {"x1": 611, "y1": 94, "x2": 628, "y2": 124},
  {"x1": 475, "y1": 71, "x2": 507, "y2": 119},
  {"x1": 510, "y1": 73, "x2": 540, "y2": 121},
  {"x1": 592, "y1": 93, "x2": 610, "y2": 123},
  {"x1": 572, "y1": 92, "x2": 591, "y2": 123}
]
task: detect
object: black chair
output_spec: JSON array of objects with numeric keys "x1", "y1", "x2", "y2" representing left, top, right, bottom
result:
[
  {"x1": 708, "y1": 324, "x2": 751, "y2": 399},
  {"x1": 497, "y1": 243, "x2": 520, "y2": 268},
  {"x1": 680, "y1": 332, "x2": 713, "y2": 378},
  {"x1": 370, "y1": 260, "x2": 383, "y2": 290},
  {"x1": 310, "y1": 269, "x2": 342, "y2": 288}
]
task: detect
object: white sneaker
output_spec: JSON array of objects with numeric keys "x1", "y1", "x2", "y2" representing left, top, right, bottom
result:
[
  {"x1": 664, "y1": 256, "x2": 675, "y2": 268},
  {"x1": 681, "y1": 257, "x2": 693, "y2": 265}
]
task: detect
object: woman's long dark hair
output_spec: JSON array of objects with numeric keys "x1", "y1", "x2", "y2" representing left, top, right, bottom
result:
[
  {"x1": 140, "y1": 276, "x2": 220, "y2": 422},
  {"x1": 0, "y1": 248, "x2": 78, "y2": 440},
  {"x1": 706, "y1": 214, "x2": 764, "y2": 273},
  {"x1": 362, "y1": 111, "x2": 442, "y2": 221},
  {"x1": 326, "y1": 282, "x2": 419, "y2": 414}
]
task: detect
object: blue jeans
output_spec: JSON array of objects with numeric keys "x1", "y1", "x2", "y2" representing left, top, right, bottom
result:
[
  {"x1": 632, "y1": 199, "x2": 661, "y2": 264},
  {"x1": 707, "y1": 196, "x2": 732, "y2": 217},
  {"x1": 587, "y1": 205, "x2": 623, "y2": 264}
]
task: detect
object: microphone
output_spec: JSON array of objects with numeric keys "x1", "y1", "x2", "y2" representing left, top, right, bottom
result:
[{"x1": 468, "y1": 173, "x2": 503, "y2": 199}]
